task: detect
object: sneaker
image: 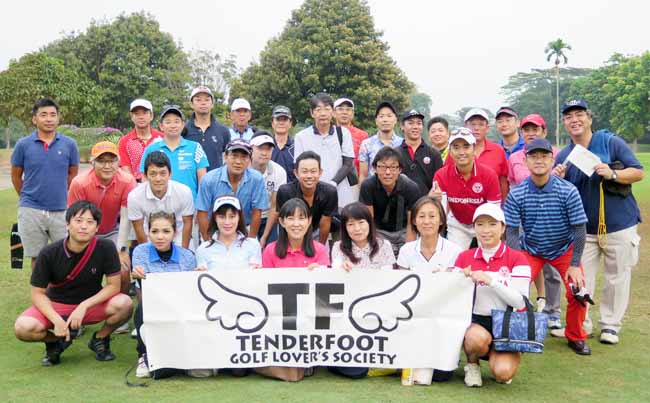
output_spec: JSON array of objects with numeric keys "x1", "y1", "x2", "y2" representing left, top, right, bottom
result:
[
  {"x1": 536, "y1": 297, "x2": 546, "y2": 313},
  {"x1": 41, "y1": 339, "x2": 70, "y2": 366},
  {"x1": 88, "y1": 332, "x2": 116, "y2": 361},
  {"x1": 464, "y1": 363, "x2": 482, "y2": 387},
  {"x1": 496, "y1": 378, "x2": 513, "y2": 385},
  {"x1": 550, "y1": 327, "x2": 565, "y2": 338},
  {"x1": 600, "y1": 329, "x2": 619, "y2": 345},
  {"x1": 131, "y1": 328, "x2": 138, "y2": 339},
  {"x1": 136, "y1": 355, "x2": 151, "y2": 378},
  {"x1": 548, "y1": 318, "x2": 562, "y2": 330},
  {"x1": 568, "y1": 340, "x2": 592, "y2": 355},
  {"x1": 187, "y1": 368, "x2": 215, "y2": 378},
  {"x1": 114, "y1": 322, "x2": 130, "y2": 334}
]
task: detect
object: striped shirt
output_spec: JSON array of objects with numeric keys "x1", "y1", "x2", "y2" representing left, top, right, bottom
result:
[{"x1": 504, "y1": 175, "x2": 587, "y2": 260}]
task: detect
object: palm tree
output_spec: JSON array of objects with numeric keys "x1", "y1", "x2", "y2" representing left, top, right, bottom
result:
[{"x1": 545, "y1": 39, "x2": 572, "y2": 147}]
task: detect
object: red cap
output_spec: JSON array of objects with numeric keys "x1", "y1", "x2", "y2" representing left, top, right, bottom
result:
[{"x1": 520, "y1": 114, "x2": 546, "y2": 128}]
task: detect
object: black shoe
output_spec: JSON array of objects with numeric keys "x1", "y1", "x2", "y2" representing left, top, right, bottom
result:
[
  {"x1": 568, "y1": 340, "x2": 592, "y2": 355},
  {"x1": 88, "y1": 332, "x2": 116, "y2": 361},
  {"x1": 42, "y1": 338, "x2": 72, "y2": 366}
]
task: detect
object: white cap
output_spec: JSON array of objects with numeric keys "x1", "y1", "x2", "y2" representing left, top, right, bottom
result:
[
  {"x1": 190, "y1": 86, "x2": 214, "y2": 101},
  {"x1": 473, "y1": 203, "x2": 505, "y2": 224},
  {"x1": 213, "y1": 196, "x2": 241, "y2": 212},
  {"x1": 130, "y1": 99, "x2": 153, "y2": 112},
  {"x1": 231, "y1": 98, "x2": 251, "y2": 111},
  {"x1": 448, "y1": 127, "x2": 476, "y2": 145},
  {"x1": 334, "y1": 97, "x2": 354, "y2": 108},
  {"x1": 250, "y1": 134, "x2": 275, "y2": 147},
  {"x1": 464, "y1": 107, "x2": 489, "y2": 123}
]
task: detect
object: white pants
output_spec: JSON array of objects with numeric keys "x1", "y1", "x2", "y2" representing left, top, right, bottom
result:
[
  {"x1": 446, "y1": 214, "x2": 474, "y2": 250},
  {"x1": 583, "y1": 225, "x2": 640, "y2": 333}
]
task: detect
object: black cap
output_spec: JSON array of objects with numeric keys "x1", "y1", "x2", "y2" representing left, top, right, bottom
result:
[
  {"x1": 225, "y1": 139, "x2": 252, "y2": 155},
  {"x1": 525, "y1": 138, "x2": 553, "y2": 154},
  {"x1": 272, "y1": 105, "x2": 292, "y2": 119},
  {"x1": 375, "y1": 101, "x2": 397, "y2": 117},
  {"x1": 561, "y1": 99, "x2": 589, "y2": 115},
  {"x1": 401, "y1": 109, "x2": 425, "y2": 123},
  {"x1": 159, "y1": 105, "x2": 184, "y2": 120},
  {"x1": 495, "y1": 106, "x2": 518, "y2": 119}
]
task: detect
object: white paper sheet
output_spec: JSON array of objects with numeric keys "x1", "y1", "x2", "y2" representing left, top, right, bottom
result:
[{"x1": 564, "y1": 144, "x2": 601, "y2": 177}]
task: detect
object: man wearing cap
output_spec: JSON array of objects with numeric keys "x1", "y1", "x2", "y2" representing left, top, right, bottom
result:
[
  {"x1": 430, "y1": 128, "x2": 501, "y2": 249},
  {"x1": 358, "y1": 101, "x2": 403, "y2": 184},
  {"x1": 554, "y1": 99, "x2": 644, "y2": 345},
  {"x1": 505, "y1": 138, "x2": 591, "y2": 355},
  {"x1": 495, "y1": 107, "x2": 525, "y2": 159},
  {"x1": 140, "y1": 105, "x2": 209, "y2": 200},
  {"x1": 270, "y1": 105, "x2": 296, "y2": 183},
  {"x1": 294, "y1": 93, "x2": 356, "y2": 208},
  {"x1": 68, "y1": 141, "x2": 136, "y2": 293},
  {"x1": 334, "y1": 97, "x2": 369, "y2": 174},
  {"x1": 229, "y1": 98, "x2": 256, "y2": 142},
  {"x1": 397, "y1": 109, "x2": 443, "y2": 197},
  {"x1": 183, "y1": 86, "x2": 231, "y2": 171},
  {"x1": 196, "y1": 139, "x2": 268, "y2": 242},
  {"x1": 445, "y1": 108, "x2": 509, "y2": 201},
  {"x1": 11, "y1": 98, "x2": 80, "y2": 269},
  {"x1": 118, "y1": 99, "x2": 164, "y2": 182},
  {"x1": 250, "y1": 132, "x2": 287, "y2": 247}
]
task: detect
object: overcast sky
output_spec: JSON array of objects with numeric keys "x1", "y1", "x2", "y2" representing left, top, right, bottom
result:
[{"x1": 2, "y1": 0, "x2": 648, "y2": 115}]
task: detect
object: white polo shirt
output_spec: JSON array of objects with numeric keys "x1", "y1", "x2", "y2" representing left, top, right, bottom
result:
[
  {"x1": 397, "y1": 237, "x2": 463, "y2": 272},
  {"x1": 127, "y1": 180, "x2": 194, "y2": 245},
  {"x1": 261, "y1": 160, "x2": 287, "y2": 219}
]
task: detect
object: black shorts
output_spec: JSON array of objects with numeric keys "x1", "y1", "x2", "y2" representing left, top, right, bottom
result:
[{"x1": 471, "y1": 314, "x2": 493, "y2": 361}]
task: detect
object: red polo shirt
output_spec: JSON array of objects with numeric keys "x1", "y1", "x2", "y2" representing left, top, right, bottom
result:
[
  {"x1": 262, "y1": 241, "x2": 330, "y2": 268},
  {"x1": 434, "y1": 162, "x2": 501, "y2": 225},
  {"x1": 347, "y1": 125, "x2": 369, "y2": 171},
  {"x1": 445, "y1": 139, "x2": 508, "y2": 179},
  {"x1": 67, "y1": 169, "x2": 136, "y2": 235},
  {"x1": 118, "y1": 128, "x2": 164, "y2": 181}
]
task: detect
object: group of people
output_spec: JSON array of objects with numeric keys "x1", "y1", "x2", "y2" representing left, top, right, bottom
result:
[{"x1": 11, "y1": 88, "x2": 643, "y2": 387}]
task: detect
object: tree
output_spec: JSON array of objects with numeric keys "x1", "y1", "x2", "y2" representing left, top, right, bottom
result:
[
  {"x1": 545, "y1": 38, "x2": 572, "y2": 146},
  {"x1": 230, "y1": 0, "x2": 414, "y2": 129},
  {"x1": 408, "y1": 91, "x2": 432, "y2": 122},
  {"x1": 43, "y1": 12, "x2": 192, "y2": 129},
  {"x1": 188, "y1": 50, "x2": 239, "y2": 118},
  {"x1": 0, "y1": 52, "x2": 103, "y2": 128}
]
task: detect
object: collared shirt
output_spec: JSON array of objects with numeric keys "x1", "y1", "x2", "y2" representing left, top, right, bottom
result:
[
  {"x1": 434, "y1": 162, "x2": 501, "y2": 225},
  {"x1": 505, "y1": 175, "x2": 587, "y2": 260},
  {"x1": 139, "y1": 137, "x2": 209, "y2": 199},
  {"x1": 345, "y1": 125, "x2": 370, "y2": 171},
  {"x1": 118, "y1": 128, "x2": 164, "y2": 181},
  {"x1": 438, "y1": 146, "x2": 449, "y2": 162},
  {"x1": 229, "y1": 126, "x2": 255, "y2": 142},
  {"x1": 11, "y1": 131, "x2": 80, "y2": 211},
  {"x1": 397, "y1": 237, "x2": 462, "y2": 271},
  {"x1": 262, "y1": 241, "x2": 330, "y2": 268},
  {"x1": 131, "y1": 242, "x2": 196, "y2": 274},
  {"x1": 67, "y1": 169, "x2": 136, "y2": 234},
  {"x1": 30, "y1": 238, "x2": 120, "y2": 305},
  {"x1": 331, "y1": 238, "x2": 396, "y2": 270},
  {"x1": 454, "y1": 242, "x2": 531, "y2": 316},
  {"x1": 127, "y1": 180, "x2": 195, "y2": 245},
  {"x1": 358, "y1": 133, "x2": 404, "y2": 175},
  {"x1": 259, "y1": 160, "x2": 287, "y2": 219},
  {"x1": 359, "y1": 174, "x2": 420, "y2": 232},
  {"x1": 398, "y1": 140, "x2": 444, "y2": 197},
  {"x1": 445, "y1": 139, "x2": 509, "y2": 180},
  {"x1": 196, "y1": 232, "x2": 262, "y2": 270},
  {"x1": 294, "y1": 124, "x2": 355, "y2": 207},
  {"x1": 195, "y1": 166, "x2": 269, "y2": 224},
  {"x1": 507, "y1": 147, "x2": 559, "y2": 186},
  {"x1": 271, "y1": 137, "x2": 296, "y2": 183},
  {"x1": 499, "y1": 135, "x2": 526, "y2": 159},
  {"x1": 183, "y1": 114, "x2": 231, "y2": 171},
  {"x1": 556, "y1": 131, "x2": 643, "y2": 234},
  {"x1": 276, "y1": 181, "x2": 338, "y2": 233}
]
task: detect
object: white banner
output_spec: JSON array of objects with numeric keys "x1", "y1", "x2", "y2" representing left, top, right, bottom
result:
[{"x1": 142, "y1": 268, "x2": 474, "y2": 371}]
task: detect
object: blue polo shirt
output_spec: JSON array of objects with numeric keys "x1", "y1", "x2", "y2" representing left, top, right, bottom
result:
[
  {"x1": 183, "y1": 114, "x2": 231, "y2": 171},
  {"x1": 271, "y1": 137, "x2": 295, "y2": 183},
  {"x1": 229, "y1": 126, "x2": 255, "y2": 142},
  {"x1": 11, "y1": 132, "x2": 79, "y2": 211},
  {"x1": 556, "y1": 130, "x2": 643, "y2": 234},
  {"x1": 139, "y1": 137, "x2": 209, "y2": 200},
  {"x1": 499, "y1": 134, "x2": 526, "y2": 160},
  {"x1": 505, "y1": 175, "x2": 587, "y2": 260},
  {"x1": 195, "y1": 166, "x2": 269, "y2": 224},
  {"x1": 131, "y1": 242, "x2": 196, "y2": 273}
]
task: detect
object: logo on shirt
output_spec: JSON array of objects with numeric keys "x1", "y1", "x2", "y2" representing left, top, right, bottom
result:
[
  {"x1": 497, "y1": 266, "x2": 511, "y2": 287},
  {"x1": 212, "y1": 136, "x2": 218, "y2": 143},
  {"x1": 91, "y1": 267, "x2": 97, "y2": 275},
  {"x1": 423, "y1": 156, "x2": 431, "y2": 165},
  {"x1": 472, "y1": 182, "x2": 483, "y2": 193}
]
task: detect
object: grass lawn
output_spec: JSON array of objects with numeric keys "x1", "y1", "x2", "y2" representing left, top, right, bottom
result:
[{"x1": 2, "y1": 155, "x2": 650, "y2": 403}]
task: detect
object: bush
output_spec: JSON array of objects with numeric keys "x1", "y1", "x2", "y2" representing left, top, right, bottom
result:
[{"x1": 62, "y1": 127, "x2": 123, "y2": 162}]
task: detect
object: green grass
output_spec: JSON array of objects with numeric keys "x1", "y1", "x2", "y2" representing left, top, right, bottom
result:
[{"x1": 2, "y1": 156, "x2": 650, "y2": 402}]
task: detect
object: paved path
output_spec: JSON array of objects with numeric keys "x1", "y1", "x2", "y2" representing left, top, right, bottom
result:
[{"x1": 0, "y1": 162, "x2": 92, "y2": 191}]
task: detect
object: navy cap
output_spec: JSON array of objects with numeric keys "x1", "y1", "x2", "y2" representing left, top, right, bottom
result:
[
  {"x1": 375, "y1": 101, "x2": 397, "y2": 117},
  {"x1": 159, "y1": 105, "x2": 184, "y2": 120},
  {"x1": 525, "y1": 138, "x2": 553, "y2": 154},
  {"x1": 226, "y1": 139, "x2": 252, "y2": 155},
  {"x1": 561, "y1": 99, "x2": 588, "y2": 115},
  {"x1": 401, "y1": 109, "x2": 425, "y2": 123},
  {"x1": 495, "y1": 106, "x2": 518, "y2": 119}
]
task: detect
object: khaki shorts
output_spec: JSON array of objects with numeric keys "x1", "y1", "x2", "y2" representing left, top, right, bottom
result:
[{"x1": 17, "y1": 207, "x2": 67, "y2": 257}]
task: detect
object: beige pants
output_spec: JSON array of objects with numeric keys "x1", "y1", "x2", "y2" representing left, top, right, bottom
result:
[
  {"x1": 446, "y1": 214, "x2": 474, "y2": 250},
  {"x1": 582, "y1": 225, "x2": 640, "y2": 333}
]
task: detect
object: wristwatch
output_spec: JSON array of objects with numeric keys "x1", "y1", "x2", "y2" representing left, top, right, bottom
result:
[{"x1": 611, "y1": 170, "x2": 618, "y2": 182}]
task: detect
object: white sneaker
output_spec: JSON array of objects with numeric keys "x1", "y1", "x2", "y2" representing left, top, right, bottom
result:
[
  {"x1": 187, "y1": 368, "x2": 216, "y2": 378},
  {"x1": 464, "y1": 363, "x2": 482, "y2": 387},
  {"x1": 536, "y1": 297, "x2": 546, "y2": 313},
  {"x1": 114, "y1": 322, "x2": 130, "y2": 334},
  {"x1": 550, "y1": 327, "x2": 566, "y2": 338},
  {"x1": 548, "y1": 318, "x2": 562, "y2": 330},
  {"x1": 600, "y1": 330, "x2": 619, "y2": 344},
  {"x1": 136, "y1": 355, "x2": 150, "y2": 378}
]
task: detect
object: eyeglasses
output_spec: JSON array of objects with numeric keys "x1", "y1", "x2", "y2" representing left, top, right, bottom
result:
[
  {"x1": 376, "y1": 164, "x2": 400, "y2": 172},
  {"x1": 94, "y1": 159, "x2": 118, "y2": 166},
  {"x1": 312, "y1": 106, "x2": 333, "y2": 113}
]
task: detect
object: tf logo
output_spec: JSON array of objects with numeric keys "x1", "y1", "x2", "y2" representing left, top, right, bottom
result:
[{"x1": 472, "y1": 182, "x2": 483, "y2": 193}]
